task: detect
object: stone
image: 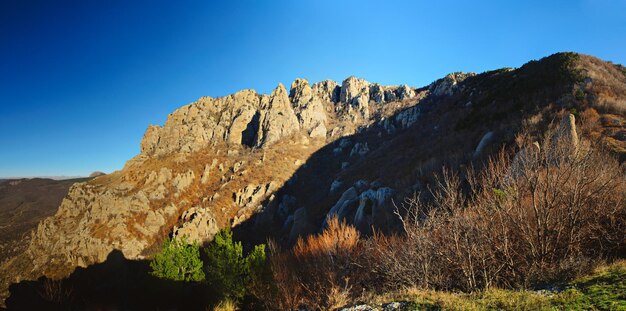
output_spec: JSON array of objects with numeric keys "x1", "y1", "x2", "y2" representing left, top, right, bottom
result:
[
  {"x1": 327, "y1": 187, "x2": 359, "y2": 221},
  {"x1": 472, "y1": 131, "x2": 495, "y2": 159},
  {"x1": 140, "y1": 125, "x2": 161, "y2": 154},
  {"x1": 173, "y1": 207, "x2": 219, "y2": 244},
  {"x1": 312, "y1": 79, "x2": 340, "y2": 103},
  {"x1": 289, "y1": 207, "x2": 313, "y2": 242},
  {"x1": 394, "y1": 106, "x2": 421, "y2": 129},
  {"x1": 369, "y1": 84, "x2": 386, "y2": 103},
  {"x1": 397, "y1": 84, "x2": 415, "y2": 100},
  {"x1": 173, "y1": 170, "x2": 195, "y2": 193},
  {"x1": 330, "y1": 179, "x2": 343, "y2": 194},
  {"x1": 552, "y1": 113, "x2": 579, "y2": 154},
  {"x1": 340, "y1": 76, "x2": 371, "y2": 104},
  {"x1": 354, "y1": 187, "x2": 395, "y2": 233},
  {"x1": 233, "y1": 182, "x2": 274, "y2": 208},
  {"x1": 429, "y1": 72, "x2": 475, "y2": 96},
  {"x1": 309, "y1": 123, "x2": 327, "y2": 138},
  {"x1": 350, "y1": 142, "x2": 370, "y2": 157},
  {"x1": 290, "y1": 78, "x2": 328, "y2": 136},
  {"x1": 255, "y1": 84, "x2": 300, "y2": 147}
]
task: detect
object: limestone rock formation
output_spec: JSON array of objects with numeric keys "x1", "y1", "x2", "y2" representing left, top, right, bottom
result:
[
  {"x1": 340, "y1": 76, "x2": 371, "y2": 104},
  {"x1": 429, "y1": 72, "x2": 475, "y2": 96},
  {"x1": 256, "y1": 84, "x2": 300, "y2": 147},
  {"x1": 173, "y1": 207, "x2": 219, "y2": 244},
  {"x1": 325, "y1": 181, "x2": 396, "y2": 233},
  {"x1": 290, "y1": 78, "x2": 328, "y2": 138},
  {"x1": 397, "y1": 84, "x2": 416, "y2": 100},
  {"x1": 312, "y1": 80, "x2": 340, "y2": 103},
  {"x1": 2, "y1": 74, "x2": 430, "y2": 301},
  {"x1": 553, "y1": 113, "x2": 579, "y2": 153}
]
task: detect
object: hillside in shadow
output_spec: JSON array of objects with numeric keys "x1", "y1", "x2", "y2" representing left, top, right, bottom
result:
[{"x1": 5, "y1": 250, "x2": 212, "y2": 310}]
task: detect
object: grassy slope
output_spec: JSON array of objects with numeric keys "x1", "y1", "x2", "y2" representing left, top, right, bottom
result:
[{"x1": 360, "y1": 260, "x2": 626, "y2": 310}]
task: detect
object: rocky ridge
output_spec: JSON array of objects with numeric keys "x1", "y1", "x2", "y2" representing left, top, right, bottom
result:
[
  {"x1": 4, "y1": 52, "x2": 624, "y2": 307},
  {"x1": 2, "y1": 75, "x2": 437, "y2": 290}
]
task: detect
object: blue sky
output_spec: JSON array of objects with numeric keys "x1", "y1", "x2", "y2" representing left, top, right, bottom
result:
[{"x1": 1, "y1": 0, "x2": 625, "y2": 177}]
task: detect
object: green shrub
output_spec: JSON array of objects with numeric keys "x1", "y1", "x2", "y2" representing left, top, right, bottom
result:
[
  {"x1": 204, "y1": 228, "x2": 266, "y2": 302},
  {"x1": 150, "y1": 236, "x2": 205, "y2": 282}
]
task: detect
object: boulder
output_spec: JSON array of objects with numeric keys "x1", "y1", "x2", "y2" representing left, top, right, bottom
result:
[
  {"x1": 350, "y1": 142, "x2": 370, "y2": 157},
  {"x1": 472, "y1": 131, "x2": 495, "y2": 159},
  {"x1": 173, "y1": 170, "x2": 195, "y2": 193},
  {"x1": 289, "y1": 207, "x2": 313, "y2": 242},
  {"x1": 552, "y1": 113, "x2": 579, "y2": 154}
]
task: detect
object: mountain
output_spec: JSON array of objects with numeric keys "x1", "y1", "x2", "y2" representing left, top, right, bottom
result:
[
  {"x1": 0, "y1": 178, "x2": 89, "y2": 263},
  {"x1": 1, "y1": 52, "x2": 625, "y2": 305}
]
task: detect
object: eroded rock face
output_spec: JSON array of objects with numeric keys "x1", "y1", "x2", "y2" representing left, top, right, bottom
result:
[
  {"x1": 473, "y1": 131, "x2": 495, "y2": 159},
  {"x1": 27, "y1": 182, "x2": 177, "y2": 270},
  {"x1": 312, "y1": 80, "x2": 340, "y2": 103},
  {"x1": 6, "y1": 74, "x2": 431, "y2": 298},
  {"x1": 397, "y1": 84, "x2": 416, "y2": 100},
  {"x1": 429, "y1": 72, "x2": 475, "y2": 96},
  {"x1": 290, "y1": 79, "x2": 328, "y2": 138},
  {"x1": 341, "y1": 76, "x2": 371, "y2": 104},
  {"x1": 233, "y1": 183, "x2": 275, "y2": 208},
  {"x1": 325, "y1": 181, "x2": 396, "y2": 234},
  {"x1": 173, "y1": 207, "x2": 219, "y2": 244},
  {"x1": 554, "y1": 113, "x2": 579, "y2": 153},
  {"x1": 256, "y1": 84, "x2": 300, "y2": 147},
  {"x1": 137, "y1": 76, "x2": 423, "y2": 158},
  {"x1": 140, "y1": 89, "x2": 261, "y2": 156}
]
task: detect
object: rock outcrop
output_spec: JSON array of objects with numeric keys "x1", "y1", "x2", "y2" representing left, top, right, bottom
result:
[
  {"x1": 173, "y1": 207, "x2": 219, "y2": 244},
  {"x1": 290, "y1": 79, "x2": 328, "y2": 138},
  {"x1": 325, "y1": 181, "x2": 396, "y2": 234},
  {"x1": 2, "y1": 74, "x2": 431, "y2": 300},
  {"x1": 256, "y1": 84, "x2": 300, "y2": 147},
  {"x1": 429, "y1": 72, "x2": 475, "y2": 96}
]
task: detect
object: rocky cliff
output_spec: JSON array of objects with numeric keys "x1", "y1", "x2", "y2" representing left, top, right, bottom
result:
[
  {"x1": 1, "y1": 76, "x2": 431, "y2": 288},
  {"x1": 2, "y1": 52, "x2": 625, "y2": 305}
]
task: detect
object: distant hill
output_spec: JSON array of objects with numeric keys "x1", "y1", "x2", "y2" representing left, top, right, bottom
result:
[{"x1": 0, "y1": 178, "x2": 88, "y2": 263}]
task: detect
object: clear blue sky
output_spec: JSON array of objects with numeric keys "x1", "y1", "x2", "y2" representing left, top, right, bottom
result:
[{"x1": 1, "y1": 0, "x2": 625, "y2": 177}]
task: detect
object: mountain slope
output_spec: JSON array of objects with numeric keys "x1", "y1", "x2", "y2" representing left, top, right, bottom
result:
[
  {"x1": 0, "y1": 178, "x2": 88, "y2": 263},
  {"x1": 1, "y1": 52, "x2": 625, "y2": 305}
]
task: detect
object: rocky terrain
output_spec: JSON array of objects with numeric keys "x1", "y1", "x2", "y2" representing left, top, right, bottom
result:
[
  {"x1": 1, "y1": 52, "x2": 625, "y2": 306},
  {"x1": 0, "y1": 178, "x2": 88, "y2": 264}
]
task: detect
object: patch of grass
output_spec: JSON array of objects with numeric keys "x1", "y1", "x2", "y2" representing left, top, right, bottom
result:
[
  {"x1": 563, "y1": 261, "x2": 626, "y2": 310},
  {"x1": 362, "y1": 261, "x2": 626, "y2": 311},
  {"x1": 213, "y1": 299, "x2": 237, "y2": 311}
]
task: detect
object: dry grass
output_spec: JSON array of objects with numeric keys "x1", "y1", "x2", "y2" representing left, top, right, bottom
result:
[
  {"x1": 263, "y1": 123, "x2": 626, "y2": 309},
  {"x1": 266, "y1": 217, "x2": 363, "y2": 310},
  {"x1": 212, "y1": 299, "x2": 237, "y2": 311}
]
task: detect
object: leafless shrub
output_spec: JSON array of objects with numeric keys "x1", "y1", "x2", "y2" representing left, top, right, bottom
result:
[
  {"x1": 38, "y1": 278, "x2": 73, "y2": 305},
  {"x1": 263, "y1": 121, "x2": 625, "y2": 308},
  {"x1": 387, "y1": 127, "x2": 625, "y2": 291},
  {"x1": 265, "y1": 217, "x2": 363, "y2": 310}
]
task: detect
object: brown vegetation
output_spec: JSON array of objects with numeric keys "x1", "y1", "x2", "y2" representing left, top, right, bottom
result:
[{"x1": 261, "y1": 127, "x2": 626, "y2": 309}]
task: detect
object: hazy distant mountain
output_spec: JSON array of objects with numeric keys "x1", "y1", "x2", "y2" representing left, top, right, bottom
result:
[
  {"x1": 1, "y1": 52, "x2": 625, "y2": 306},
  {"x1": 0, "y1": 178, "x2": 89, "y2": 263}
]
